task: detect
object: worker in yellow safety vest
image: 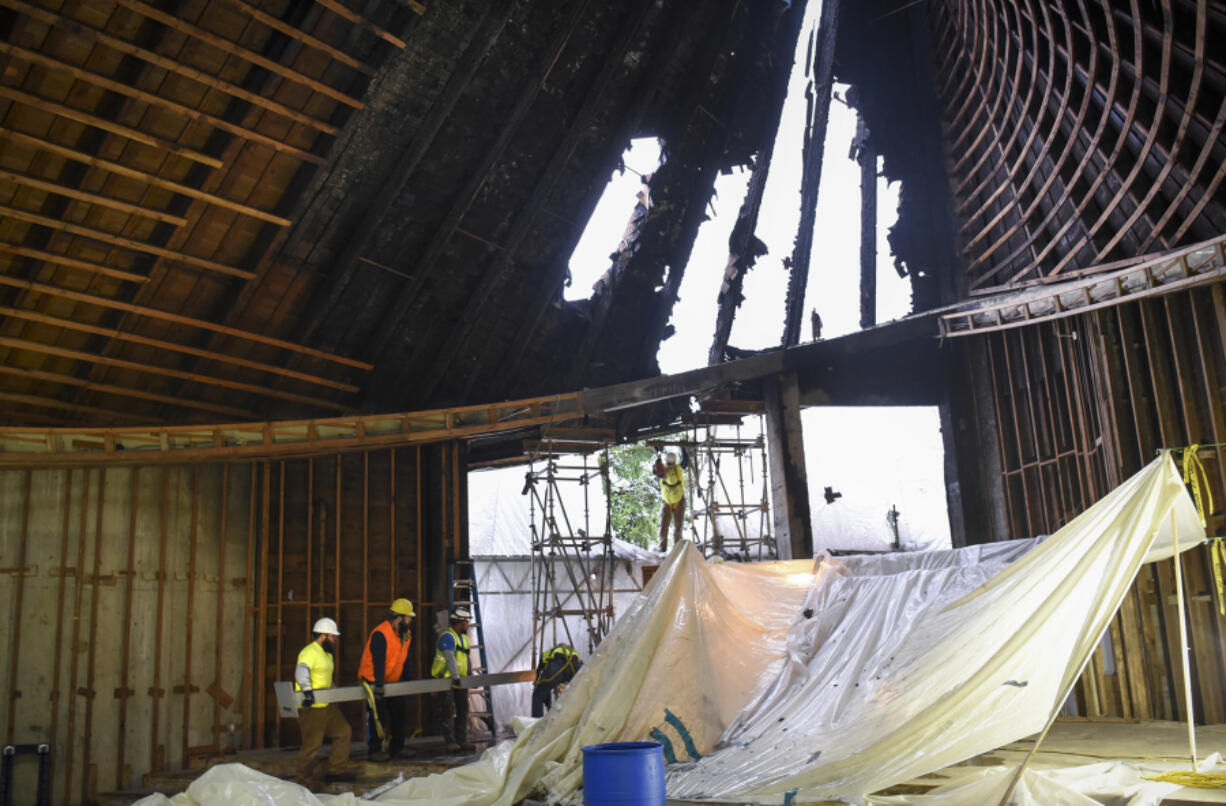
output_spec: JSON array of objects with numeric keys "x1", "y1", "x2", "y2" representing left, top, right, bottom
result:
[
  {"x1": 532, "y1": 644, "x2": 582, "y2": 717},
  {"x1": 431, "y1": 608, "x2": 474, "y2": 752},
  {"x1": 653, "y1": 447, "x2": 689, "y2": 551},
  {"x1": 293, "y1": 617, "x2": 353, "y2": 786},
  {"x1": 359, "y1": 598, "x2": 416, "y2": 761}
]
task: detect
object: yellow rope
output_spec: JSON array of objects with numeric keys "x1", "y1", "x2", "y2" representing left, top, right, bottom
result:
[
  {"x1": 1143, "y1": 771, "x2": 1226, "y2": 788},
  {"x1": 1213, "y1": 540, "x2": 1226, "y2": 616},
  {"x1": 1181, "y1": 444, "x2": 1214, "y2": 528}
]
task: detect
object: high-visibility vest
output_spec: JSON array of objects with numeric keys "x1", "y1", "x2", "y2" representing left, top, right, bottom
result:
[
  {"x1": 660, "y1": 464, "x2": 685, "y2": 505},
  {"x1": 358, "y1": 620, "x2": 412, "y2": 684},
  {"x1": 294, "y1": 641, "x2": 333, "y2": 708},
  {"x1": 431, "y1": 628, "x2": 469, "y2": 678},
  {"x1": 537, "y1": 644, "x2": 581, "y2": 685}
]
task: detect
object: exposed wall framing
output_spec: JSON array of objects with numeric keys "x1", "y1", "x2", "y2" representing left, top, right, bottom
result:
[
  {"x1": 980, "y1": 282, "x2": 1226, "y2": 722},
  {"x1": 0, "y1": 441, "x2": 467, "y2": 804}
]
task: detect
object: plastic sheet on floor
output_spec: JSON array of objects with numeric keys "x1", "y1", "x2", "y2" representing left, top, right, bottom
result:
[{"x1": 144, "y1": 454, "x2": 1203, "y2": 805}]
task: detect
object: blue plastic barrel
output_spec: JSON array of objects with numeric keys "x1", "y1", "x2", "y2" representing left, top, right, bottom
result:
[{"x1": 581, "y1": 741, "x2": 666, "y2": 806}]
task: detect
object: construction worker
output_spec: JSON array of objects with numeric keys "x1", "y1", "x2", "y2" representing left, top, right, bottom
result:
[
  {"x1": 653, "y1": 447, "x2": 689, "y2": 551},
  {"x1": 431, "y1": 608, "x2": 474, "y2": 752},
  {"x1": 532, "y1": 644, "x2": 582, "y2": 717},
  {"x1": 359, "y1": 598, "x2": 416, "y2": 761},
  {"x1": 293, "y1": 617, "x2": 353, "y2": 786}
]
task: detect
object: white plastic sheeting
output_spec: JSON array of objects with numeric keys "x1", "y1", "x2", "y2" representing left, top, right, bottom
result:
[
  {"x1": 373, "y1": 453, "x2": 1201, "y2": 804},
  {"x1": 143, "y1": 455, "x2": 1205, "y2": 805}
]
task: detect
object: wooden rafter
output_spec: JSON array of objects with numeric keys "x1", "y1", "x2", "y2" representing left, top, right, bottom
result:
[
  {"x1": 0, "y1": 167, "x2": 189, "y2": 227},
  {"x1": 0, "y1": 273, "x2": 372, "y2": 370},
  {"x1": 0, "y1": 242, "x2": 144, "y2": 284},
  {"x1": 225, "y1": 0, "x2": 377, "y2": 76},
  {"x1": 0, "y1": 126, "x2": 294, "y2": 225},
  {"x1": 0, "y1": 335, "x2": 352, "y2": 411},
  {"x1": 109, "y1": 0, "x2": 366, "y2": 110},
  {"x1": 0, "y1": 0, "x2": 340, "y2": 136},
  {"x1": 0, "y1": 85, "x2": 224, "y2": 169},
  {"x1": 0, "y1": 390, "x2": 158, "y2": 422},
  {"x1": 0, "y1": 364, "x2": 258, "y2": 420},
  {"x1": 0, "y1": 40, "x2": 326, "y2": 167},
  {"x1": 0, "y1": 203, "x2": 256, "y2": 280},
  {"x1": 0, "y1": 305, "x2": 359, "y2": 393},
  {"x1": 314, "y1": 0, "x2": 408, "y2": 48}
]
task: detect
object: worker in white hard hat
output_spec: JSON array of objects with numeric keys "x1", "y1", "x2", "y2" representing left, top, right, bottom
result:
[
  {"x1": 294, "y1": 617, "x2": 353, "y2": 786},
  {"x1": 431, "y1": 608, "x2": 474, "y2": 752},
  {"x1": 359, "y1": 598, "x2": 417, "y2": 760},
  {"x1": 652, "y1": 446, "x2": 689, "y2": 551}
]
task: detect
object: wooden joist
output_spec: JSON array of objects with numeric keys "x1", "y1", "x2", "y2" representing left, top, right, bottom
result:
[
  {"x1": 0, "y1": 273, "x2": 372, "y2": 371},
  {"x1": 0, "y1": 390, "x2": 157, "y2": 423}
]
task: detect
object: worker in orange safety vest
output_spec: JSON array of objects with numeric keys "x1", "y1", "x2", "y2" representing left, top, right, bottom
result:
[{"x1": 358, "y1": 598, "x2": 416, "y2": 760}]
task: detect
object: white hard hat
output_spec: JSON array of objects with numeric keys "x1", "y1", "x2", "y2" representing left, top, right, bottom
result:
[
  {"x1": 665, "y1": 450, "x2": 678, "y2": 463},
  {"x1": 451, "y1": 608, "x2": 472, "y2": 621},
  {"x1": 312, "y1": 617, "x2": 340, "y2": 636}
]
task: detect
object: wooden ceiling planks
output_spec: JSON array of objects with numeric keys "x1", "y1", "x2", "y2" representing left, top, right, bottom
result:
[{"x1": 0, "y1": 0, "x2": 404, "y2": 426}]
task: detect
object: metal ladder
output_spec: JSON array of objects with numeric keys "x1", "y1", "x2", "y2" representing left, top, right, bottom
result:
[{"x1": 448, "y1": 559, "x2": 496, "y2": 737}]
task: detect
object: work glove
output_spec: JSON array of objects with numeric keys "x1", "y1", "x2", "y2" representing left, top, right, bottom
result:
[
  {"x1": 451, "y1": 677, "x2": 462, "y2": 690},
  {"x1": 302, "y1": 690, "x2": 315, "y2": 707},
  {"x1": 373, "y1": 683, "x2": 385, "y2": 699}
]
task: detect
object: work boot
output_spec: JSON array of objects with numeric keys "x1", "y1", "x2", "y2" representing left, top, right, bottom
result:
[
  {"x1": 370, "y1": 749, "x2": 390, "y2": 762},
  {"x1": 444, "y1": 739, "x2": 461, "y2": 752},
  {"x1": 390, "y1": 747, "x2": 416, "y2": 760},
  {"x1": 458, "y1": 741, "x2": 476, "y2": 752}
]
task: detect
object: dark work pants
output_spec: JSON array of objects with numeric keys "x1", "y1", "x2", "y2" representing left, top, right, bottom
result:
[
  {"x1": 362, "y1": 680, "x2": 406, "y2": 756},
  {"x1": 436, "y1": 687, "x2": 469, "y2": 745},
  {"x1": 658, "y1": 498, "x2": 685, "y2": 551}
]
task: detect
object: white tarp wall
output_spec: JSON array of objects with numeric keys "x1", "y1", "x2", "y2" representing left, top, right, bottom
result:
[
  {"x1": 378, "y1": 453, "x2": 1202, "y2": 804},
  {"x1": 467, "y1": 466, "x2": 651, "y2": 731}
]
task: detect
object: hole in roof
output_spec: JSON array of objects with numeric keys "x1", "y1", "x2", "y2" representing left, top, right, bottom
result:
[{"x1": 565, "y1": 137, "x2": 663, "y2": 301}]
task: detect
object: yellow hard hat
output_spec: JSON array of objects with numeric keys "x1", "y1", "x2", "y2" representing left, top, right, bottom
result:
[{"x1": 390, "y1": 598, "x2": 415, "y2": 617}]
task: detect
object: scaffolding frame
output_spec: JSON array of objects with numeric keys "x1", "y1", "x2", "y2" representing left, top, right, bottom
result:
[{"x1": 526, "y1": 448, "x2": 616, "y2": 666}]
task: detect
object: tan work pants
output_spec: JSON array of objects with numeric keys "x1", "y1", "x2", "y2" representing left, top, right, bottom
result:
[
  {"x1": 658, "y1": 497, "x2": 685, "y2": 551},
  {"x1": 296, "y1": 703, "x2": 352, "y2": 783}
]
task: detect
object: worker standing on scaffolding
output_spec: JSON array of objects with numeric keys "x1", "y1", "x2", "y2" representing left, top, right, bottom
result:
[{"x1": 653, "y1": 447, "x2": 689, "y2": 551}]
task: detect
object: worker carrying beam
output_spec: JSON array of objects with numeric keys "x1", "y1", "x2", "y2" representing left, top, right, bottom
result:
[
  {"x1": 359, "y1": 598, "x2": 417, "y2": 761},
  {"x1": 532, "y1": 644, "x2": 582, "y2": 717},
  {"x1": 653, "y1": 447, "x2": 689, "y2": 552},
  {"x1": 431, "y1": 608, "x2": 475, "y2": 752},
  {"x1": 293, "y1": 617, "x2": 354, "y2": 787}
]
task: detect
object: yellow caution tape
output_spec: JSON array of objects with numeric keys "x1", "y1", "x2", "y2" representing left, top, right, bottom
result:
[
  {"x1": 1181, "y1": 444, "x2": 1214, "y2": 528},
  {"x1": 1144, "y1": 771, "x2": 1226, "y2": 788}
]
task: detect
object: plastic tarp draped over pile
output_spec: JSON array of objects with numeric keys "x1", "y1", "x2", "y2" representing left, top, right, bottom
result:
[{"x1": 143, "y1": 455, "x2": 1204, "y2": 805}]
